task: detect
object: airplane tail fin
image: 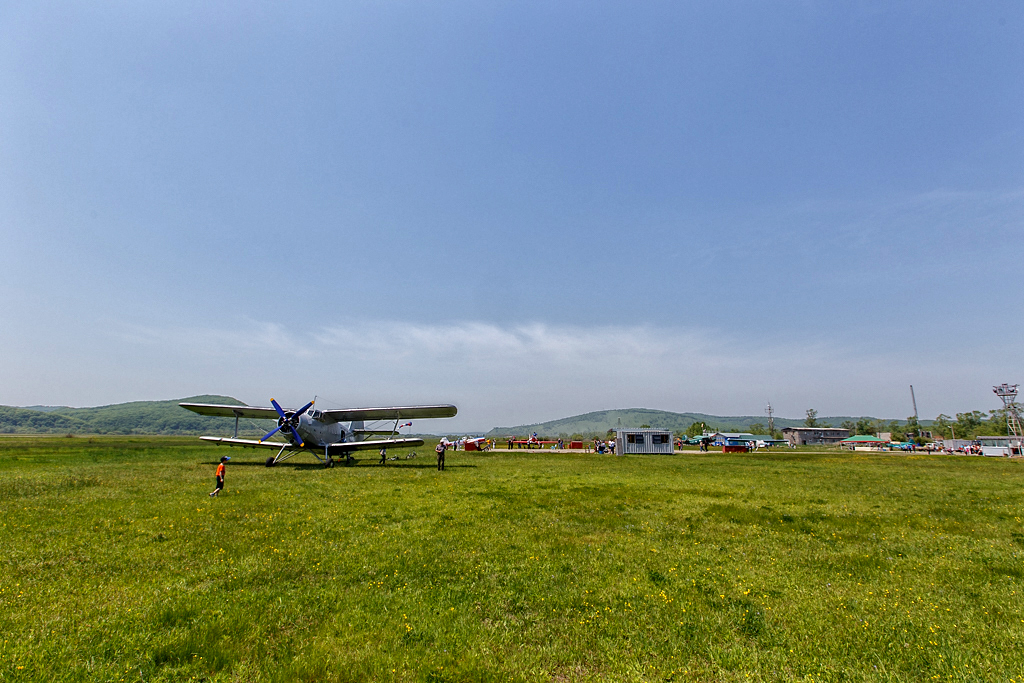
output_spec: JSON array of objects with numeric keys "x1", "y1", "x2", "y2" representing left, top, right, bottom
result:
[{"x1": 351, "y1": 421, "x2": 364, "y2": 441}]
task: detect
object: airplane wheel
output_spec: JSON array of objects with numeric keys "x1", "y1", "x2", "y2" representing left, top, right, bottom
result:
[
  {"x1": 265, "y1": 457, "x2": 276, "y2": 468},
  {"x1": 326, "y1": 458, "x2": 334, "y2": 468}
]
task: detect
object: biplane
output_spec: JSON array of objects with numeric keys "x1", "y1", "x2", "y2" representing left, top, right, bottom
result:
[{"x1": 180, "y1": 399, "x2": 457, "y2": 467}]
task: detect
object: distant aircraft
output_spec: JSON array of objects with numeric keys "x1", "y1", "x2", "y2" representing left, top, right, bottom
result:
[{"x1": 180, "y1": 399, "x2": 457, "y2": 467}]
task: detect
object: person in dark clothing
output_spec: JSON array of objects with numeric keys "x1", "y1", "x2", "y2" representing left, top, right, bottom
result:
[
  {"x1": 209, "y1": 455, "x2": 229, "y2": 497},
  {"x1": 435, "y1": 441, "x2": 447, "y2": 471}
]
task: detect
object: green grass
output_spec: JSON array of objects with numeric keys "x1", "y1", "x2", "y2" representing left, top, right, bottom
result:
[{"x1": 1, "y1": 437, "x2": 1023, "y2": 682}]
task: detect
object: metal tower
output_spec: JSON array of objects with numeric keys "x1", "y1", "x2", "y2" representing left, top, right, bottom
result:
[
  {"x1": 765, "y1": 401, "x2": 775, "y2": 436},
  {"x1": 993, "y1": 384, "x2": 1023, "y2": 457}
]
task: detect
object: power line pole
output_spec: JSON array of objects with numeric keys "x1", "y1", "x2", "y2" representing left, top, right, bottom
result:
[
  {"x1": 910, "y1": 385, "x2": 920, "y2": 439},
  {"x1": 765, "y1": 401, "x2": 775, "y2": 436}
]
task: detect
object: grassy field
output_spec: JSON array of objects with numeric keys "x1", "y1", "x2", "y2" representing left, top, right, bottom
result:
[{"x1": 1, "y1": 437, "x2": 1022, "y2": 682}]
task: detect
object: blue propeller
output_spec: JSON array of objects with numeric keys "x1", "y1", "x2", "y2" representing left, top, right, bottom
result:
[{"x1": 260, "y1": 398, "x2": 314, "y2": 447}]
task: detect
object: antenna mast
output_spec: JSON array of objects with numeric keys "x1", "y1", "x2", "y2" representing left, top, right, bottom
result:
[
  {"x1": 993, "y1": 384, "x2": 1023, "y2": 457},
  {"x1": 909, "y1": 385, "x2": 920, "y2": 438},
  {"x1": 765, "y1": 401, "x2": 775, "y2": 436}
]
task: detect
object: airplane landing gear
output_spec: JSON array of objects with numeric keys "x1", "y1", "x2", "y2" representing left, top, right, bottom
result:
[
  {"x1": 325, "y1": 457, "x2": 334, "y2": 468},
  {"x1": 265, "y1": 456, "x2": 276, "y2": 467}
]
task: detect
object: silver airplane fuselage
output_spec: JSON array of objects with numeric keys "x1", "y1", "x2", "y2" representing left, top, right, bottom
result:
[{"x1": 280, "y1": 410, "x2": 356, "y2": 449}]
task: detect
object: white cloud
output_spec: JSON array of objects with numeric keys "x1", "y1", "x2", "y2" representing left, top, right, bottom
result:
[
  {"x1": 1, "y1": 317, "x2": 1016, "y2": 432},
  {"x1": 116, "y1": 321, "x2": 316, "y2": 359}
]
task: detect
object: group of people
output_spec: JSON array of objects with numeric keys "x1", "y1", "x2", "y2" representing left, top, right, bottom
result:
[
  {"x1": 506, "y1": 433, "x2": 549, "y2": 449},
  {"x1": 945, "y1": 443, "x2": 983, "y2": 455},
  {"x1": 500, "y1": 436, "x2": 622, "y2": 453},
  {"x1": 438, "y1": 436, "x2": 489, "y2": 451}
]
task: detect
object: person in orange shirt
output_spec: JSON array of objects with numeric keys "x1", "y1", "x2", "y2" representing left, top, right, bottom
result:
[{"x1": 210, "y1": 455, "x2": 229, "y2": 497}]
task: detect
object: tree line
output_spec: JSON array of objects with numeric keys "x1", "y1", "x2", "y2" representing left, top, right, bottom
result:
[{"x1": 530, "y1": 407, "x2": 1017, "y2": 444}]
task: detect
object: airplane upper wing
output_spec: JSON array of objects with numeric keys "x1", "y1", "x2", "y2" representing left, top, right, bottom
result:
[
  {"x1": 319, "y1": 404, "x2": 457, "y2": 423},
  {"x1": 180, "y1": 403, "x2": 279, "y2": 420}
]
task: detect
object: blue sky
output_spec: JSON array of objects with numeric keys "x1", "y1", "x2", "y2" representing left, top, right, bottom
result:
[{"x1": 1, "y1": 1, "x2": 1021, "y2": 431}]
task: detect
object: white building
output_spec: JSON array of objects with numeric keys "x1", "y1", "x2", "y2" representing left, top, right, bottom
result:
[
  {"x1": 780, "y1": 427, "x2": 850, "y2": 446},
  {"x1": 978, "y1": 436, "x2": 1024, "y2": 457},
  {"x1": 615, "y1": 428, "x2": 674, "y2": 455}
]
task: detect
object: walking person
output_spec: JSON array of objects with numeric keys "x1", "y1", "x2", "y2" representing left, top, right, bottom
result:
[
  {"x1": 436, "y1": 440, "x2": 447, "y2": 471},
  {"x1": 209, "y1": 455, "x2": 229, "y2": 497}
]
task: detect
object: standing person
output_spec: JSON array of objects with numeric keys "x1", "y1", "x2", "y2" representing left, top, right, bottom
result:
[
  {"x1": 209, "y1": 456, "x2": 229, "y2": 497},
  {"x1": 435, "y1": 440, "x2": 447, "y2": 471},
  {"x1": 379, "y1": 447, "x2": 387, "y2": 465},
  {"x1": 507, "y1": 437, "x2": 514, "y2": 450}
]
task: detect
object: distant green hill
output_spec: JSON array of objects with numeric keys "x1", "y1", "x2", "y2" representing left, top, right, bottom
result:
[
  {"x1": 0, "y1": 396, "x2": 274, "y2": 436},
  {"x1": 486, "y1": 408, "x2": 902, "y2": 438},
  {"x1": 0, "y1": 407, "x2": 90, "y2": 433},
  {"x1": 2, "y1": 398, "x2": 918, "y2": 438}
]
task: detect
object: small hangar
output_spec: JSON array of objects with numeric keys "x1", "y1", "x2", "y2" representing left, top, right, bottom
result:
[{"x1": 615, "y1": 428, "x2": 674, "y2": 455}]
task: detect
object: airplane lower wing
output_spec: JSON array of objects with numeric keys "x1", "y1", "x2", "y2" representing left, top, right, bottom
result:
[
  {"x1": 200, "y1": 436, "x2": 292, "y2": 449},
  {"x1": 327, "y1": 437, "x2": 425, "y2": 454},
  {"x1": 354, "y1": 429, "x2": 414, "y2": 436},
  {"x1": 320, "y1": 405, "x2": 457, "y2": 423},
  {"x1": 200, "y1": 435, "x2": 425, "y2": 453}
]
